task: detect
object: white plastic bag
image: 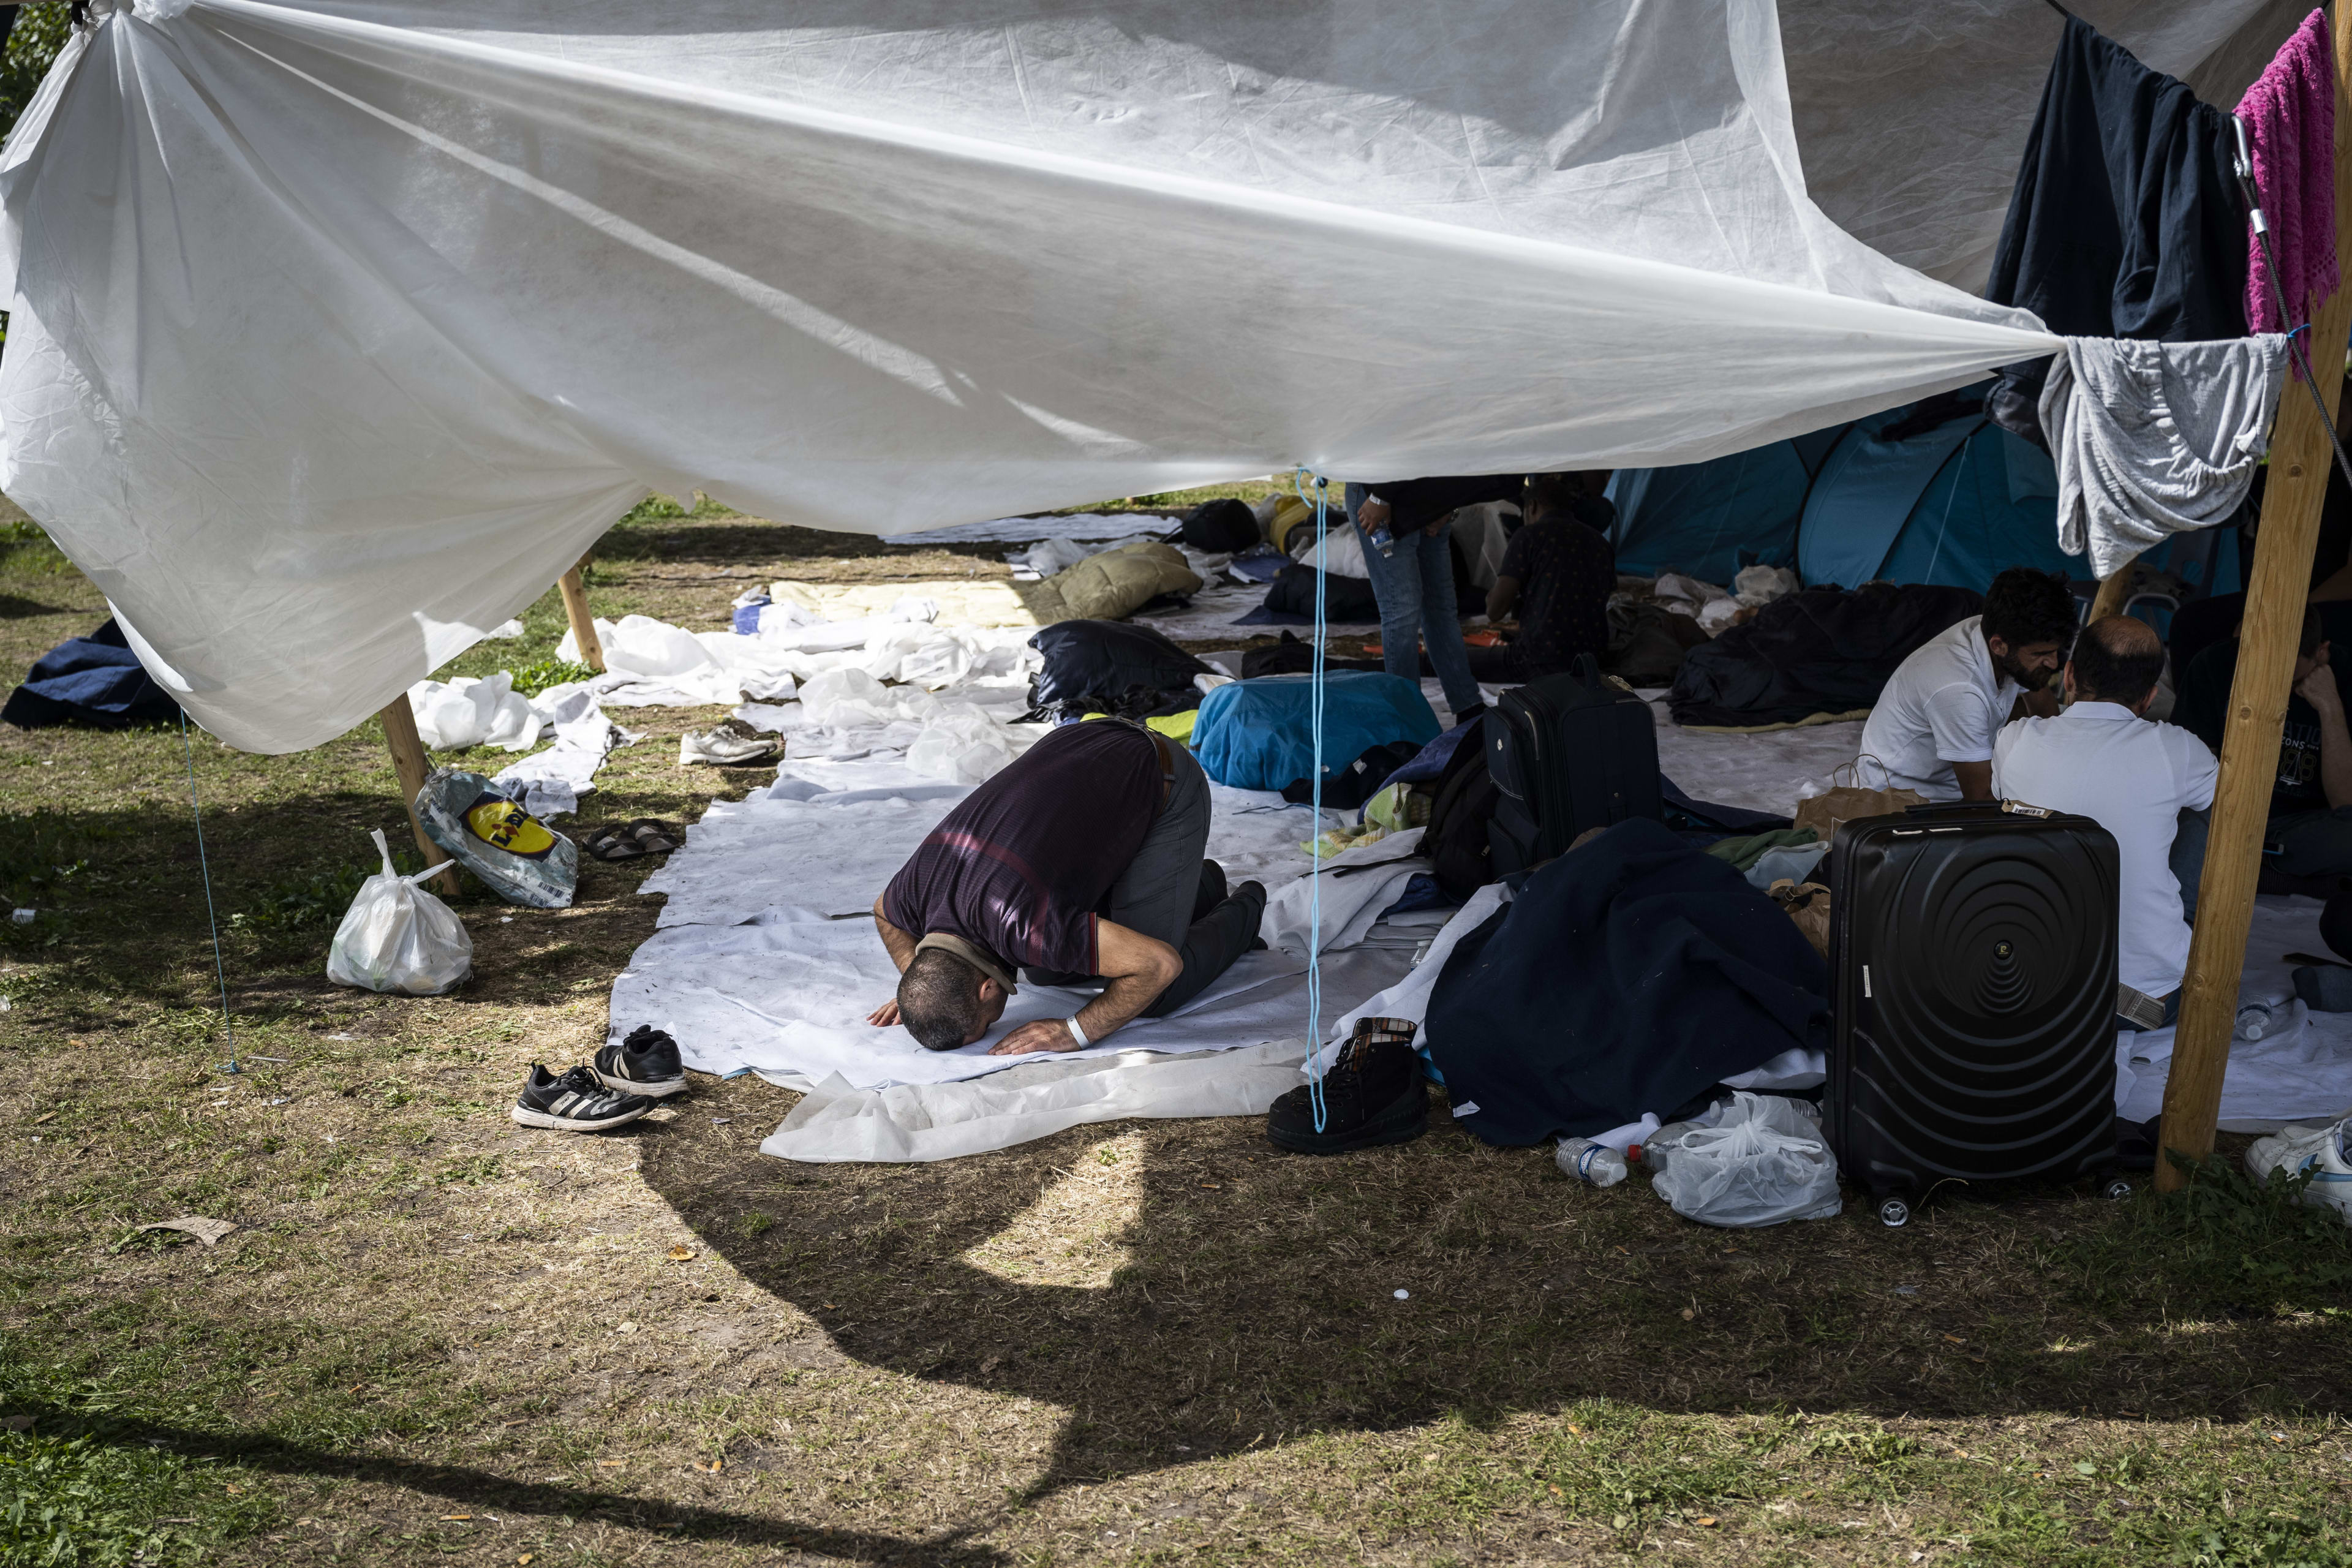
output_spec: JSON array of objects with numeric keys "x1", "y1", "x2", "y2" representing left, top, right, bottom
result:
[
  {"x1": 1649, "y1": 1091, "x2": 1842, "y2": 1228},
  {"x1": 325, "y1": 830, "x2": 473, "y2": 995}
]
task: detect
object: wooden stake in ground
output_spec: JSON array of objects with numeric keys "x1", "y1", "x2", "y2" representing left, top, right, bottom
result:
[
  {"x1": 377, "y1": 693, "x2": 461, "y2": 897},
  {"x1": 2158, "y1": 6, "x2": 2352, "y2": 1189},
  {"x1": 559, "y1": 553, "x2": 605, "y2": 673}
]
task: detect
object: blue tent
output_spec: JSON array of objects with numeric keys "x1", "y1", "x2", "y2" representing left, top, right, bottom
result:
[{"x1": 1605, "y1": 388, "x2": 2239, "y2": 606}]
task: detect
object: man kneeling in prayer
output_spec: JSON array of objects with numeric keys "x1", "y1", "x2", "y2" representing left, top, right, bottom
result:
[
  {"x1": 1992, "y1": 616, "x2": 2217, "y2": 1030},
  {"x1": 867, "y1": 718, "x2": 1267, "y2": 1054}
]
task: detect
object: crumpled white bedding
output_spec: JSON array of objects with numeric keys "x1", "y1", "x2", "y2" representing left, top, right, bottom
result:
[
  {"x1": 761, "y1": 1041, "x2": 1310, "y2": 1163},
  {"x1": 488, "y1": 686, "x2": 638, "y2": 820},
  {"x1": 408, "y1": 671, "x2": 546, "y2": 752},
  {"x1": 554, "y1": 608, "x2": 1042, "y2": 710},
  {"x1": 2116, "y1": 897, "x2": 2352, "y2": 1133},
  {"x1": 1260, "y1": 830, "x2": 1430, "y2": 956},
  {"x1": 404, "y1": 674, "x2": 634, "y2": 819}
]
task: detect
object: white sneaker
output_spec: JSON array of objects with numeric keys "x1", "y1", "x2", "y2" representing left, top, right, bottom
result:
[
  {"x1": 679, "y1": 717, "x2": 779, "y2": 767},
  {"x1": 2243, "y1": 1115, "x2": 2352, "y2": 1223}
]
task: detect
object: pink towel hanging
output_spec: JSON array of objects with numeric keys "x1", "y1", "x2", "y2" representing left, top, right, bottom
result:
[{"x1": 2239, "y1": 9, "x2": 2339, "y2": 335}]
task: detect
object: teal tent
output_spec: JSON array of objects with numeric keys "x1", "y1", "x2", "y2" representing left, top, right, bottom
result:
[{"x1": 1605, "y1": 388, "x2": 2239, "y2": 605}]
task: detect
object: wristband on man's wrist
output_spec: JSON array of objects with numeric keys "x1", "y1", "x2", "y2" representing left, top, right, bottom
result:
[{"x1": 1065, "y1": 1014, "x2": 1090, "y2": 1048}]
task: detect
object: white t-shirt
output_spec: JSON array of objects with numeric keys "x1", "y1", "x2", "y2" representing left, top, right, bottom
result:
[
  {"x1": 1992, "y1": 701, "x2": 2218, "y2": 997},
  {"x1": 1858, "y1": 616, "x2": 2021, "y2": 800}
]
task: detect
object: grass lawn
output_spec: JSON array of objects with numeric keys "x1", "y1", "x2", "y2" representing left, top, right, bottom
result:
[{"x1": 3, "y1": 497, "x2": 2351, "y2": 1567}]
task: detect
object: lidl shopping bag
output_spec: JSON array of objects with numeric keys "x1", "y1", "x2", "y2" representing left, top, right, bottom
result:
[{"x1": 415, "y1": 767, "x2": 579, "y2": 908}]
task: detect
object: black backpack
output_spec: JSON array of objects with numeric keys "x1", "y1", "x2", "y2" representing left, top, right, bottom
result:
[
  {"x1": 1180, "y1": 497, "x2": 1262, "y2": 553},
  {"x1": 1422, "y1": 723, "x2": 1504, "y2": 900}
]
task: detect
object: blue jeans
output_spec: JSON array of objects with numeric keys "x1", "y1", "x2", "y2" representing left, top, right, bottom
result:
[{"x1": 1344, "y1": 483, "x2": 1481, "y2": 715}]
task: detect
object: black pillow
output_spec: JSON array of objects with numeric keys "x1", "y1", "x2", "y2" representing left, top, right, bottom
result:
[
  {"x1": 1027, "y1": 620, "x2": 1212, "y2": 710},
  {"x1": 1264, "y1": 562, "x2": 1381, "y2": 624}
]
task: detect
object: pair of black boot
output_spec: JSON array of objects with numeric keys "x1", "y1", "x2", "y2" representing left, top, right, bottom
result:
[{"x1": 1265, "y1": 1016, "x2": 1427, "y2": 1154}]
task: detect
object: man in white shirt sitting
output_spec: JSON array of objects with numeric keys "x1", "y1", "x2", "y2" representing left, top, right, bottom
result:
[
  {"x1": 1859, "y1": 568, "x2": 2078, "y2": 801},
  {"x1": 1993, "y1": 616, "x2": 2219, "y2": 1028}
]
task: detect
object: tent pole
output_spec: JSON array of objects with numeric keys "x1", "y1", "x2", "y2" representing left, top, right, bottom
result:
[
  {"x1": 2089, "y1": 560, "x2": 2136, "y2": 622},
  {"x1": 2157, "y1": 4, "x2": 2352, "y2": 1191},
  {"x1": 559, "y1": 553, "x2": 605, "y2": 673},
  {"x1": 379, "y1": 693, "x2": 461, "y2": 897}
]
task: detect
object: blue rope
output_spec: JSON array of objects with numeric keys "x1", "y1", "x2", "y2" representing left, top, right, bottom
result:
[
  {"x1": 180, "y1": 709, "x2": 238, "y2": 1074},
  {"x1": 1292, "y1": 467, "x2": 1331, "y2": 1134}
]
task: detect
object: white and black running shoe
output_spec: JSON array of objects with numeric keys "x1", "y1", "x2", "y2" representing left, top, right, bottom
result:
[
  {"x1": 679, "y1": 718, "x2": 780, "y2": 767},
  {"x1": 594, "y1": 1025, "x2": 687, "y2": 1099},
  {"x1": 511, "y1": 1064, "x2": 655, "y2": 1132}
]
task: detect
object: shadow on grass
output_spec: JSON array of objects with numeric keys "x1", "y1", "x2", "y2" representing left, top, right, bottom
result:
[
  {"x1": 0, "y1": 1400, "x2": 1011, "y2": 1564},
  {"x1": 639, "y1": 1110, "x2": 2352, "y2": 1501}
]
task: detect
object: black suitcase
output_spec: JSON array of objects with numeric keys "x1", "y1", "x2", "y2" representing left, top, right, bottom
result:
[
  {"x1": 1826, "y1": 802, "x2": 2125, "y2": 1226},
  {"x1": 1485, "y1": 655, "x2": 1662, "y2": 875}
]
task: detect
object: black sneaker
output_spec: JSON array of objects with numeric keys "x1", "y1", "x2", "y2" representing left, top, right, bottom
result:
[
  {"x1": 1266, "y1": 1017, "x2": 1427, "y2": 1154},
  {"x1": 594, "y1": 1025, "x2": 687, "y2": 1099},
  {"x1": 511, "y1": 1064, "x2": 654, "y2": 1132}
]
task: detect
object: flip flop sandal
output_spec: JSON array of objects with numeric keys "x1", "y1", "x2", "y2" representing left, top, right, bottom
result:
[
  {"x1": 583, "y1": 826, "x2": 647, "y2": 862},
  {"x1": 628, "y1": 820, "x2": 682, "y2": 856}
]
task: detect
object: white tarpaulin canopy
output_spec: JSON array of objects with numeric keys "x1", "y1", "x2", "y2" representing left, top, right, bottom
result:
[{"x1": 0, "y1": 0, "x2": 2285, "y2": 750}]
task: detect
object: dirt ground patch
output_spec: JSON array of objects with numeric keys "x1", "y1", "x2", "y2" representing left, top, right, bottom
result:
[{"x1": 3, "y1": 500, "x2": 2351, "y2": 1566}]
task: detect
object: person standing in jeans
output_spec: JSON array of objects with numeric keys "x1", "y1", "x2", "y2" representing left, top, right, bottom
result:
[{"x1": 1346, "y1": 474, "x2": 1520, "y2": 721}]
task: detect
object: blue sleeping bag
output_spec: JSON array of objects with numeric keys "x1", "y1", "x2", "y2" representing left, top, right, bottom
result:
[
  {"x1": 1, "y1": 618, "x2": 179, "y2": 730},
  {"x1": 1191, "y1": 671, "x2": 1440, "y2": 792}
]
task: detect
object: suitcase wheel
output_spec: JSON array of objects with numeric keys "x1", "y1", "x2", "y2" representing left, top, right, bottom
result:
[
  {"x1": 1877, "y1": 1196, "x2": 1911, "y2": 1229},
  {"x1": 2102, "y1": 1176, "x2": 2134, "y2": 1202}
]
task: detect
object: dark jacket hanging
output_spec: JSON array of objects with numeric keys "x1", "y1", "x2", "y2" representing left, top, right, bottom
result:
[{"x1": 1983, "y1": 15, "x2": 2248, "y2": 444}]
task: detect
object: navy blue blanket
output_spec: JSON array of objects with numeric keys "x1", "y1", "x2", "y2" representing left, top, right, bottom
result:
[
  {"x1": 1425, "y1": 817, "x2": 1828, "y2": 1145},
  {"x1": 2, "y1": 619, "x2": 179, "y2": 729}
]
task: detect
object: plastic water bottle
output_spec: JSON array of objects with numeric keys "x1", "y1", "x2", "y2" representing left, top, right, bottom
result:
[
  {"x1": 2235, "y1": 1003, "x2": 2276, "y2": 1042},
  {"x1": 1368, "y1": 522, "x2": 1396, "y2": 558},
  {"x1": 1640, "y1": 1121, "x2": 1700, "y2": 1178},
  {"x1": 1557, "y1": 1137, "x2": 1627, "y2": 1188}
]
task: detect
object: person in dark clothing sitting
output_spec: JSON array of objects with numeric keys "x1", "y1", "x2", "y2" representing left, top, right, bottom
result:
[
  {"x1": 1347, "y1": 473, "x2": 1521, "y2": 720},
  {"x1": 2177, "y1": 605, "x2": 2352, "y2": 882},
  {"x1": 1486, "y1": 472, "x2": 1617, "y2": 678},
  {"x1": 869, "y1": 720, "x2": 1267, "y2": 1054}
]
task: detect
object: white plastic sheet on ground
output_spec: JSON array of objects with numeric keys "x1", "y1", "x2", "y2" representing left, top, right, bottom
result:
[
  {"x1": 2116, "y1": 897, "x2": 2352, "y2": 1132},
  {"x1": 0, "y1": 0, "x2": 2283, "y2": 753}
]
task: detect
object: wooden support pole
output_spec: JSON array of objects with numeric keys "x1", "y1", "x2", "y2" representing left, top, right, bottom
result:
[
  {"x1": 2089, "y1": 560, "x2": 2136, "y2": 622},
  {"x1": 559, "y1": 552, "x2": 604, "y2": 673},
  {"x1": 2158, "y1": 4, "x2": 2352, "y2": 1189},
  {"x1": 378, "y1": 693, "x2": 461, "y2": 897}
]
